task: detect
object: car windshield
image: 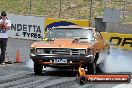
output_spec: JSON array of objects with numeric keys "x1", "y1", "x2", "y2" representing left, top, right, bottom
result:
[{"x1": 46, "y1": 28, "x2": 95, "y2": 41}]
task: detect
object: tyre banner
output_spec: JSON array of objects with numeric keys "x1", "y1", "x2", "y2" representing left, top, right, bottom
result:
[{"x1": 7, "y1": 14, "x2": 45, "y2": 40}]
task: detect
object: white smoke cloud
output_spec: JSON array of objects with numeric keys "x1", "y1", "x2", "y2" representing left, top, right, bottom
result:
[
  {"x1": 26, "y1": 59, "x2": 34, "y2": 68},
  {"x1": 99, "y1": 48, "x2": 132, "y2": 73}
]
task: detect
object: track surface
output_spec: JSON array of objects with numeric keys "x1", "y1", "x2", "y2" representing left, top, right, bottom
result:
[
  {"x1": 0, "y1": 38, "x2": 131, "y2": 88},
  {"x1": 0, "y1": 64, "x2": 132, "y2": 88}
]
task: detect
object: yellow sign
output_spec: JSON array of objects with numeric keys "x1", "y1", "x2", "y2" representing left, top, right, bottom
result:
[
  {"x1": 44, "y1": 18, "x2": 90, "y2": 32},
  {"x1": 101, "y1": 32, "x2": 132, "y2": 50}
]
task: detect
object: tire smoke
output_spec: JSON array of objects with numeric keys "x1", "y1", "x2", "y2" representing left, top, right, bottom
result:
[
  {"x1": 99, "y1": 49, "x2": 132, "y2": 73},
  {"x1": 26, "y1": 59, "x2": 33, "y2": 68}
]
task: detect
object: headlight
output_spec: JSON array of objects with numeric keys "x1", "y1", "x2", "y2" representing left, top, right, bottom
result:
[
  {"x1": 79, "y1": 50, "x2": 85, "y2": 54},
  {"x1": 36, "y1": 49, "x2": 45, "y2": 54},
  {"x1": 30, "y1": 48, "x2": 36, "y2": 54},
  {"x1": 87, "y1": 48, "x2": 92, "y2": 55}
]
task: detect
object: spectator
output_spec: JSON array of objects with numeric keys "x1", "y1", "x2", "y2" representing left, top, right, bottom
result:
[{"x1": 0, "y1": 11, "x2": 11, "y2": 65}]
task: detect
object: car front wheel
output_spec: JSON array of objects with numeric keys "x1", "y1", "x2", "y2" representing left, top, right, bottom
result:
[{"x1": 34, "y1": 63, "x2": 43, "y2": 75}]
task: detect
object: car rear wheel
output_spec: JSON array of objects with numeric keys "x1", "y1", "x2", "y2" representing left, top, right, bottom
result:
[
  {"x1": 34, "y1": 63, "x2": 43, "y2": 75},
  {"x1": 87, "y1": 62, "x2": 96, "y2": 74}
]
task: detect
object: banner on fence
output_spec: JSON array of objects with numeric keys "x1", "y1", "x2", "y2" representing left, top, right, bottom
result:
[
  {"x1": 101, "y1": 32, "x2": 132, "y2": 50},
  {"x1": 7, "y1": 14, "x2": 45, "y2": 40},
  {"x1": 44, "y1": 18, "x2": 90, "y2": 32}
]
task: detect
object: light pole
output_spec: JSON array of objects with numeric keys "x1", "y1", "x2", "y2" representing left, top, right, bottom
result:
[
  {"x1": 59, "y1": 0, "x2": 62, "y2": 18},
  {"x1": 29, "y1": 0, "x2": 32, "y2": 15},
  {"x1": 88, "y1": 0, "x2": 93, "y2": 26},
  {"x1": 89, "y1": 0, "x2": 92, "y2": 21},
  {"x1": 122, "y1": 0, "x2": 126, "y2": 22}
]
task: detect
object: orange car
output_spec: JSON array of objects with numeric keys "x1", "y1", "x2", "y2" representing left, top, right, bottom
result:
[{"x1": 30, "y1": 25, "x2": 110, "y2": 74}]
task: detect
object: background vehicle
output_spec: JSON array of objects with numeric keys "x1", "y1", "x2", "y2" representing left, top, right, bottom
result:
[{"x1": 30, "y1": 25, "x2": 110, "y2": 74}]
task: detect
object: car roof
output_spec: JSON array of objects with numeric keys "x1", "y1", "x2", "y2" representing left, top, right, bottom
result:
[{"x1": 52, "y1": 25, "x2": 96, "y2": 30}]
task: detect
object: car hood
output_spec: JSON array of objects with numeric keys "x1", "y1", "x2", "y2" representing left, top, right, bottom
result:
[{"x1": 31, "y1": 38, "x2": 94, "y2": 49}]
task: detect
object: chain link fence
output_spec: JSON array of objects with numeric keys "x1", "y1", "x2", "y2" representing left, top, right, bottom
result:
[
  {"x1": 0, "y1": 0, "x2": 89, "y2": 18},
  {"x1": 0, "y1": 0, "x2": 131, "y2": 22}
]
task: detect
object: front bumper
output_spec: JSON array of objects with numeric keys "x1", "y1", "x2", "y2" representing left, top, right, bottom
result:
[{"x1": 30, "y1": 53, "x2": 94, "y2": 66}]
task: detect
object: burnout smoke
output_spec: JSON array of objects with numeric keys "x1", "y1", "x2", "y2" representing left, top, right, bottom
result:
[
  {"x1": 100, "y1": 48, "x2": 132, "y2": 73},
  {"x1": 26, "y1": 59, "x2": 34, "y2": 68}
]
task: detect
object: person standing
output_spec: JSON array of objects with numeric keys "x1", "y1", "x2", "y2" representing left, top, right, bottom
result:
[{"x1": 0, "y1": 11, "x2": 11, "y2": 64}]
